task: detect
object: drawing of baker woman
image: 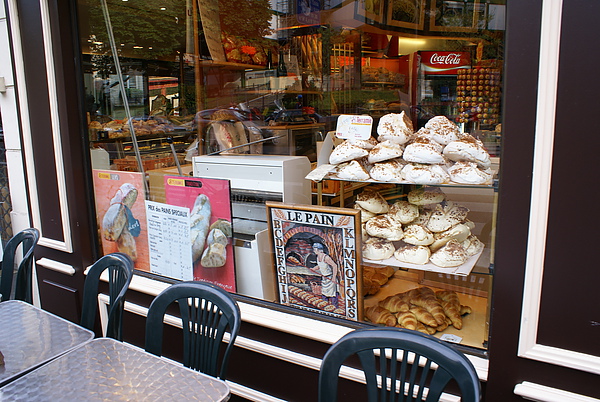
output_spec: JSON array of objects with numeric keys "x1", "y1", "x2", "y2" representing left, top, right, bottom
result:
[{"x1": 311, "y1": 242, "x2": 339, "y2": 305}]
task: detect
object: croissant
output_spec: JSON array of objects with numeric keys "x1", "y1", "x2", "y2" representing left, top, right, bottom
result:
[
  {"x1": 410, "y1": 294, "x2": 447, "y2": 326},
  {"x1": 460, "y1": 305, "x2": 472, "y2": 315},
  {"x1": 440, "y1": 299, "x2": 463, "y2": 329},
  {"x1": 415, "y1": 322, "x2": 436, "y2": 335},
  {"x1": 409, "y1": 305, "x2": 437, "y2": 327},
  {"x1": 436, "y1": 290, "x2": 461, "y2": 306},
  {"x1": 379, "y1": 295, "x2": 410, "y2": 313},
  {"x1": 406, "y1": 286, "x2": 436, "y2": 299},
  {"x1": 395, "y1": 311, "x2": 418, "y2": 330},
  {"x1": 365, "y1": 306, "x2": 397, "y2": 327}
]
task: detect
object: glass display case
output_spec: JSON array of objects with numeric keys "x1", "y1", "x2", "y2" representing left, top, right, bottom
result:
[{"x1": 78, "y1": 0, "x2": 506, "y2": 355}]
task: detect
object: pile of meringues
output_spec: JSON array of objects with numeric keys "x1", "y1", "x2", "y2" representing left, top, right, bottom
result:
[{"x1": 328, "y1": 112, "x2": 493, "y2": 185}]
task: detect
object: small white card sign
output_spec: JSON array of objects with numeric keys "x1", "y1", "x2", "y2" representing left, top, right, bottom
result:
[{"x1": 335, "y1": 114, "x2": 373, "y2": 140}]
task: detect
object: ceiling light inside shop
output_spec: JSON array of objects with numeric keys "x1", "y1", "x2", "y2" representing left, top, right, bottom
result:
[
  {"x1": 160, "y1": 7, "x2": 166, "y2": 10},
  {"x1": 133, "y1": 46, "x2": 143, "y2": 49}
]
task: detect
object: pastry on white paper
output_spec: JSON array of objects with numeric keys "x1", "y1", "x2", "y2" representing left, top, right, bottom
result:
[
  {"x1": 369, "y1": 159, "x2": 405, "y2": 182},
  {"x1": 363, "y1": 237, "x2": 396, "y2": 260},
  {"x1": 329, "y1": 140, "x2": 369, "y2": 164},
  {"x1": 402, "y1": 163, "x2": 449, "y2": 185},
  {"x1": 429, "y1": 240, "x2": 468, "y2": 268},
  {"x1": 365, "y1": 214, "x2": 404, "y2": 241},
  {"x1": 334, "y1": 160, "x2": 370, "y2": 181},
  {"x1": 368, "y1": 140, "x2": 404, "y2": 164},
  {"x1": 394, "y1": 244, "x2": 431, "y2": 265}
]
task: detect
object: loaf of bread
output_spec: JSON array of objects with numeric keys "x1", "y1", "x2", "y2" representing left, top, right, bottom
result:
[{"x1": 190, "y1": 194, "x2": 212, "y2": 263}]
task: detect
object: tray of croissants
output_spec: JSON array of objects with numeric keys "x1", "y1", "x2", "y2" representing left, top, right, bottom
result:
[
  {"x1": 357, "y1": 186, "x2": 485, "y2": 276},
  {"x1": 313, "y1": 112, "x2": 495, "y2": 186}
]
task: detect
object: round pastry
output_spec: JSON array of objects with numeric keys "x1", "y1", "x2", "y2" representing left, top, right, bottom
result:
[
  {"x1": 403, "y1": 136, "x2": 445, "y2": 165},
  {"x1": 407, "y1": 187, "x2": 446, "y2": 206},
  {"x1": 402, "y1": 163, "x2": 449, "y2": 185},
  {"x1": 354, "y1": 204, "x2": 377, "y2": 223},
  {"x1": 424, "y1": 115, "x2": 461, "y2": 145},
  {"x1": 348, "y1": 136, "x2": 379, "y2": 150},
  {"x1": 355, "y1": 191, "x2": 389, "y2": 214},
  {"x1": 402, "y1": 224, "x2": 435, "y2": 246},
  {"x1": 461, "y1": 235, "x2": 484, "y2": 256},
  {"x1": 394, "y1": 244, "x2": 431, "y2": 265},
  {"x1": 388, "y1": 201, "x2": 419, "y2": 224},
  {"x1": 368, "y1": 141, "x2": 404, "y2": 164},
  {"x1": 410, "y1": 209, "x2": 433, "y2": 226},
  {"x1": 329, "y1": 141, "x2": 369, "y2": 165},
  {"x1": 365, "y1": 214, "x2": 404, "y2": 241},
  {"x1": 363, "y1": 237, "x2": 396, "y2": 260},
  {"x1": 334, "y1": 160, "x2": 370, "y2": 181},
  {"x1": 429, "y1": 240, "x2": 468, "y2": 268},
  {"x1": 448, "y1": 161, "x2": 494, "y2": 185},
  {"x1": 377, "y1": 112, "x2": 413, "y2": 145},
  {"x1": 430, "y1": 223, "x2": 472, "y2": 251},
  {"x1": 426, "y1": 202, "x2": 470, "y2": 233},
  {"x1": 443, "y1": 135, "x2": 491, "y2": 168},
  {"x1": 369, "y1": 159, "x2": 405, "y2": 182}
]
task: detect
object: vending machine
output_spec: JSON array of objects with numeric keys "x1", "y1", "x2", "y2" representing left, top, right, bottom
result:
[{"x1": 399, "y1": 51, "x2": 471, "y2": 128}]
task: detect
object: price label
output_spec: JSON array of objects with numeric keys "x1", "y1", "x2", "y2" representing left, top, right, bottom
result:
[{"x1": 335, "y1": 115, "x2": 373, "y2": 140}]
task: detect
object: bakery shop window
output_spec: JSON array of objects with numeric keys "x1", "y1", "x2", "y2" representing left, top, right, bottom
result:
[{"x1": 77, "y1": 0, "x2": 505, "y2": 352}]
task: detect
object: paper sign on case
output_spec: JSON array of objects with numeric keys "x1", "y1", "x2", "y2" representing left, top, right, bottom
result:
[{"x1": 335, "y1": 114, "x2": 373, "y2": 140}]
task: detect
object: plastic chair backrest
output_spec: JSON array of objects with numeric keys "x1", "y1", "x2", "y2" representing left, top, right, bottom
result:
[
  {"x1": 0, "y1": 228, "x2": 39, "y2": 303},
  {"x1": 318, "y1": 327, "x2": 481, "y2": 402},
  {"x1": 80, "y1": 253, "x2": 134, "y2": 341},
  {"x1": 145, "y1": 281, "x2": 241, "y2": 380}
]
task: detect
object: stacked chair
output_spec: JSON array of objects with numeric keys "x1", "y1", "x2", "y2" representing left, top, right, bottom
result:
[{"x1": 0, "y1": 228, "x2": 39, "y2": 303}]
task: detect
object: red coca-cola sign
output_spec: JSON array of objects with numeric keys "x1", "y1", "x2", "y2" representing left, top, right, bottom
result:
[{"x1": 420, "y1": 51, "x2": 471, "y2": 75}]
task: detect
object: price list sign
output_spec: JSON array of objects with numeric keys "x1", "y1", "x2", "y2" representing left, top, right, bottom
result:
[{"x1": 145, "y1": 201, "x2": 193, "y2": 281}]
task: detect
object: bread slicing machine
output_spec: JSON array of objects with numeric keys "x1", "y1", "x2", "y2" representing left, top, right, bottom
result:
[{"x1": 192, "y1": 154, "x2": 311, "y2": 301}]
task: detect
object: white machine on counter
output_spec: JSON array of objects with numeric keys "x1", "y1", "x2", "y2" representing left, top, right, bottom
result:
[{"x1": 192, "y1": 154, "x2": 311, "y2": 301}]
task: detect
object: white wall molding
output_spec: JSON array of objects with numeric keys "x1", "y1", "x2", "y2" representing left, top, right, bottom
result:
[{"x1": 514, "y1": 382, "x2": 600, "y2": 402}]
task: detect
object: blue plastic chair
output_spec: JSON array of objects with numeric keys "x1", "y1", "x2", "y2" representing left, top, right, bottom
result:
[
  {"x1": 318, "y1": 327, "x2": 481, "y2": 402},
  {"x1": 80, "y1": 253, "x2": 134, "y2": 341},
  {"x1": 145, "y1": 281, "x2": 241, "y2": 380},
  {"x1": 0, "y1": 228, "x2": 39, "y2": 303}
]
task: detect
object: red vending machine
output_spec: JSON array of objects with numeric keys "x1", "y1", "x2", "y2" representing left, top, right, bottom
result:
[{"x1": 400, "y1": 51, "x2": 471, "y2": 128}]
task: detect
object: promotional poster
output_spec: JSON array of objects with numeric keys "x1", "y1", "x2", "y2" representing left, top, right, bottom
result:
[
  {"x1": 164, "y1": 176, "x2": 236, "y2": 292},
  {"x1": 92, "y1": 169, "x2": 149, "y2": 271}
]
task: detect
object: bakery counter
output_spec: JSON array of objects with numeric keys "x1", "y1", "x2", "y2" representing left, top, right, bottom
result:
[{"x1": 363, "y1": 270, "x2": 489, "y2": 350}]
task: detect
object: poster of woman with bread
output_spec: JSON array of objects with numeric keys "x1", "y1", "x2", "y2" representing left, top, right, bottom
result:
[
  {"x1": 266, "y1": 202, "x2": 363, "y2": 321},
  {"x1": 92, "y1": 170, "x2": 149, "y2": 271}
]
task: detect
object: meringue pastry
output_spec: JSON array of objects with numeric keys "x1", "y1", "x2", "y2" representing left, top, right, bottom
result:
[
  {"x1": 430, "y1": 223, "x2": 472, "y2": 251},
  {"x1": 355, "y1": 191, "x2": 389, "y2": 214},
  {"x1": 443, "y1": 135, "x2": 491, "y2": 168},
  {"x1": 402, "y1": 163, "x2": 449, "y2": 185},
  {"x1": 429, "y1": 240, "x2": 468, "y2": 268},
  {"x1": 334, "y1": 160, "x2": 370, "y2": 181},
  {"x1": 461, "y1": 235, "x2": 484, "y2": 256},
  {"x1": 329, "y1": 140, "x2": 369, "y2": 165},
  {"x1": 377, "y1": 112, "x2": 413, "y2": 145},
  {"x1": 363, "y1": 237, "x2": 396, "y2": 260},
  {"x1": 424, "y1": 115, "x2": 461, "y2": 145},
  {"x1": 448, "y1": 161, "x2": 494, "y2": 185},
  {"x1": 407, "y1": 187, "x2": 446, "y2": 205},
  {"x1": 388, "y1": 201, "x2": 419, "y2": 224},
  {"x1": 394, "y1": 244, "x2": 431, "y2": 265},
  {"x1": 365, "y1": 214, "x2": 404, "y2": 241},
  {"x1": 368, "y1": 140, "x2": 404, "y2": 164},
  {"x1": 402, "y1": 224, "x2": 435, "y2": 246},
  {"x1": 369, "y1": 159, "x2": 405, "y2": 182}
]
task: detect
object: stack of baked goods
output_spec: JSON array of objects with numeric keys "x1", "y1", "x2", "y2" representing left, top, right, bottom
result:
[
  {"x1": 364, "y1": 286, "x2": 472, "y2": 334},
  {"x1": 327, "y1": 112, "x2": 494, "y2": 185},
  {"x1": 362, "y1": 265, "x2": 395, "y2": 296},
  {"x1": 358, "y1": 187, "x2": 484, "y2": 268}
]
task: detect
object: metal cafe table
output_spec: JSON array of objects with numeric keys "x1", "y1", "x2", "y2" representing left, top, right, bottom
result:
[
  {"x1": 0, "y1": 300, "x2": 94, "y2": 386},
  {"x1": 0, "y1": 337, "x2": 231, "y2": 401}
]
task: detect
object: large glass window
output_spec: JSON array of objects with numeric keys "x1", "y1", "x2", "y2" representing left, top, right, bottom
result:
[{"x1": 78, "y1": 0, "x2": 506, "y2": 354}]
